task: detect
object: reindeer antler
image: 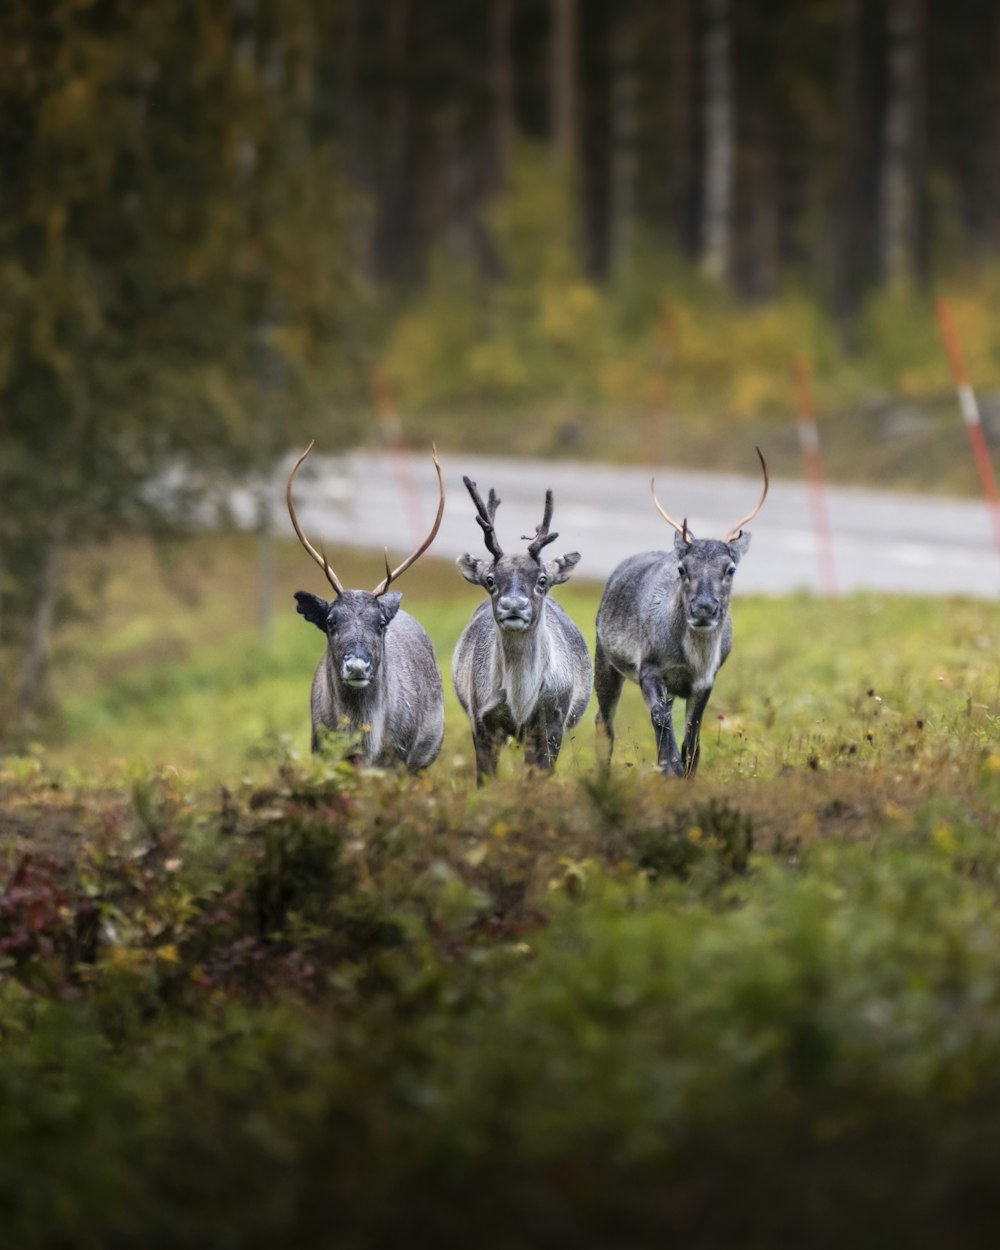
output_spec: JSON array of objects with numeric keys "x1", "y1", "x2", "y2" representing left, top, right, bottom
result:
[
  {"x1": 371, "y1": 446, "x2": 446, "y2": 595},
  {"x1": 463, "y1": 476, "x2": 504, "y2": 559},
  {"x1": 724, "y1": 446, "x2": 769, "y2": 542},
  {"x1": 525, "y1": 489, "x2": 560, "y2": 561},
  {"x1": 287, "y1": 442, "x2": 345, "y2": 595},
  {"x1": 650, "y1": 478, "x2": 693, "y2": 545}
]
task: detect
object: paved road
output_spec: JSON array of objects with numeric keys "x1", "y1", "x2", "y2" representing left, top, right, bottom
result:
[{"x1": 247, "y1": 449, "x2": 1000, "y2": 599}]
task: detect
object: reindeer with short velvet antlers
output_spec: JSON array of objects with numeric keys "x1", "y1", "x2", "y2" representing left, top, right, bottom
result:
[
  {"x1": 594, "y1": 449, "x2": 769, "y2": 777},
  {"x1": 287, "y1": 442, "x2": 446, "y2": 771},
  {"x1": 452, "y1": 477, "x2": 593, "y2": 783}
]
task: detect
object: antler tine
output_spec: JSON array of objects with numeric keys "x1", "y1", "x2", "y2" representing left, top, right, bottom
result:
[
  {"x1": 372, "y1": 446, "x2": 447, "y2": 596},
  {"x1": 462, "y1": 474, "x2": 504, "y2": 559},
  {"x1": 650, "y1": 478, "x2": 694, "y2": 544},
  {"x1": 287, "y1": 441, "x2": 344, "y2": 595},
  {"x1": 724, "y1": 446, "x2": 770, "y2": 542},
  {"x1": 526, "y1": 488, "x2": 559, "y2": 560}
]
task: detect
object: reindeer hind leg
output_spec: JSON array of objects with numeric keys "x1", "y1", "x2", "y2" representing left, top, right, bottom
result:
[{"x1": 594, "y1": 640, "x2": 625, "y2": 767}]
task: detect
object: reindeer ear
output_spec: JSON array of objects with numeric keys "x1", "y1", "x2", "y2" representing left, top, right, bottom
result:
[
  {"x1": 457, "y1": 554, "x2": 489, "y2": 586},
  {"x1": 378, "y1": 592, "x2": 402, "y2": 627},
  {"x1": 294, "y1": 591, "x2": 329, "y2": 633},
  {"x1": 673, "y1": 530, "x2": 693, "y2": 555},
  {"x1": 727, "y1": 531, "x2": 751, "y2": 560},
  {"x1": 546, "y1": 552, "x2": 580, "y2": 585}
]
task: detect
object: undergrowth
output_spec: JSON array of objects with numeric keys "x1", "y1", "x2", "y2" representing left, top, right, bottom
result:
[
  {"x1": 1, "y1": 537, "x2": 999, "y2": 1246},
  {"x1": 1, "y1": 717, "x2": 999, "y2": 1246}
]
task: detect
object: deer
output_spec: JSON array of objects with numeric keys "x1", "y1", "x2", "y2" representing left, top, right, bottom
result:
[
  {"x1": 452, "y1": 477, "x2": 593, "y2": 783},
  {"x1": 594, "y1": 448, "x2": 769, "y2": 777},
  {"x1": 287, "y1": 442, "x2": 446, "y2": 772}
]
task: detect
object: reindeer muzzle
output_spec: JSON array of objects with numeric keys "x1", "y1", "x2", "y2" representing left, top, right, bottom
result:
[
  {"x1": 496, "y1": 594, "x2": 532, "y2": 631},
  {"x1": 341, "y1": 656, "x2": 373, "y2": 687}
]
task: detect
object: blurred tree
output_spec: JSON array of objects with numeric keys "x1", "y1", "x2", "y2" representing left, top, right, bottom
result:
[
  {"x1": 489, "y1": 0, "x2": 516, "y2": 196},
  {"x1": 700, "y1": 0, "x2": 733, "y2": 282},
  {"x1": 880, "y1": 0, "x2": 927, "y2": 288},
  {"x1": 550, "y1": 0, "x2": 578, "y2": 166},
  {"x1": 0, "y1": 0, "x2": 355, "y2": 728}
]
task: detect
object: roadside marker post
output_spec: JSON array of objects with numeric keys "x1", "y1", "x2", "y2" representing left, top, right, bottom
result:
[
  {"x1": 935, "y1": 298, "x2": 1000, "y2": 560},
  {"x1": 792, "y1": 354, "x2": 838, "y2": 596}
]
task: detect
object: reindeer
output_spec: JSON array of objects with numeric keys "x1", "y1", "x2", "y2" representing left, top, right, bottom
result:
[
  {"x1": 594, "y1": 449, "x2": 769, "y2": 777},
  {"x1": 287, "y1": 442, "x2": 446, "y2": 771},
  {"x1": 452, "y1": 478, "x2": 593, "y2": 782}
]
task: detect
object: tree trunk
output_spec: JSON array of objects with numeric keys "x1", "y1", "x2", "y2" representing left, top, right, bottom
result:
[
  {"x1": 610, "y1": 16, "x2": 638, "y2": 278},
  {"x1": 490, "y1": 0, "x2": 515, "y2": 193},
  {"x1": 746, "y1": 122, "x2": 778, "y2": 301},
  {"x1": 373, "y1": 0, "x2": 413, "y2": 280},
  {"x1": 550, "y1": 0, "x2": 577, "y2": 166},
  {"x1": 834, "y1": 0, "x2": 867, "y2": 347},
  {"x1": 340, "y1": 0, "x2": 369, "y2": 268},
  {"x1": 17, "y1": 511, "x2": 66, "y2": 723},
  {"x1": 969, "y1": 6, "x2": 1000, "y2": 264},
  {"x1": 701, "y1": 0, "x2": 733, "y2": 283},
  {"x1": 667, "y1": 0, "x2": 697, "y2": 257},
  {"x1": 880, "y1": 0, "x2": 926, "y2": 288}
]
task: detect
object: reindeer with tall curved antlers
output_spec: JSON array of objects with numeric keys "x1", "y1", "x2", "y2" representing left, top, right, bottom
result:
[
  {"x1": 287, "y1": 442, "x2": 446, "y2": 770},
  {"x1": 453, "y1": 477, "x2": 593, "y2": 783},
  {"x1": 594, "y1": 448, "x2": 769, "y2": 777}
]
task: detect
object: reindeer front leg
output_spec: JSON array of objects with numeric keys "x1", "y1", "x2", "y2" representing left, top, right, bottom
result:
[
  {"x1": 639, "y1": 666, "x2": 684, "y2": 776},
  {"x1": 525, "y1": 702, "x2": 565, "y2": 772},
  {"x1": 681, "y1": 685, "x2": 713, "y2": 777},
  {"x1": 472, "y1": 707, "x2": 511, "y2": 785}
]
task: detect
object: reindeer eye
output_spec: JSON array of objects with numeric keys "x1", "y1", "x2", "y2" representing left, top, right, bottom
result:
[
  {"x1": 725, "y1": 563, "x2": 736, "y2": 578},
  {"x1": 677, "y1": 563, "x2": 688, "y2": 579},
  {"x1": 485, "y1": 573, "x2": 496, "y2": 591},
  {"x1": 536, "y1": 573, "x2": 548, "y2": 589}
]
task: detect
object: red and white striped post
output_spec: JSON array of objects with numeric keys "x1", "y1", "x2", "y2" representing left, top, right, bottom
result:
[
  {"x1": 792, "y1": 354, "x2": 837, "y2": 596},
  {"x1": 371, "y1": 366, "x2": 427, "y2": 548},
  {"x1": 935, "y1": 298, "x2": 1000, "y2": 559}
]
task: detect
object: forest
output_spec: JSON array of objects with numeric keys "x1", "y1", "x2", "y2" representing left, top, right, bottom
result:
[{"x1": 3, "y1": 0, "x2": 1000, "y2": 729}]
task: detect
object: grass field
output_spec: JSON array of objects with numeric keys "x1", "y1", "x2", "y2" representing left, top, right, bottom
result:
[
  {"x1": 41, "y1": 531, "x2": 999, "y2": 788},
  {"x1": 2, "y1": 532, "x2": 999, "y2": 1247}
]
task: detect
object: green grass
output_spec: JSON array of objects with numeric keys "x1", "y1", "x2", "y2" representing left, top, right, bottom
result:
[
  {"x1": 41, "y1": 533, "x2": 999, "y2": 794},
  {"x1": 2, "y1": 532, "x2": 1000, "y2": 1246}
]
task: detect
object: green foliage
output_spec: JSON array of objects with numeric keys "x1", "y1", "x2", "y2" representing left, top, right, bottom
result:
[{"x1": 1, "y1": 730, "x2": 1000, "y2": 1245}]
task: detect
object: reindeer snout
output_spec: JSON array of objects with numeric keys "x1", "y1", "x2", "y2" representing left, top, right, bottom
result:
[
  {"x1": 690, "y1": 595, "x2": 721, "y2": 627},
  {"x1": 496, "y1": 594, "x2": 532, "y2": 630},
  {"x1": 341, "y1": 655, "x2": 373, "y2": 686}
]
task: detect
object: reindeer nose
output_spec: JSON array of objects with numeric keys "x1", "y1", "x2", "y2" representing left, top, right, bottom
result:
[
  {"x1": 342, "y1": 656, "x2": 372, "y2": 684},
  {"x1": 497, "y1": 594, "x2": 531, "y2": 617},
  {"x1": 691, "y1": 595, "x2": 720, "y2": 624}
]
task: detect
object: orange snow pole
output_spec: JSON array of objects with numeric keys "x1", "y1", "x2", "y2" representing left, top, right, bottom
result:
[
  {"x1": 792, "y1": 354, "x2": 837, "y2": 596},
  {"x1": 936, "y1": 298, "x2": 1000, "y2": 559}
]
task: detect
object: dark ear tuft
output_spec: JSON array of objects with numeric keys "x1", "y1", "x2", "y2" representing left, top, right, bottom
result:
[{"x1": 294, "y1": 591, "x2": 329, "y2": 632}]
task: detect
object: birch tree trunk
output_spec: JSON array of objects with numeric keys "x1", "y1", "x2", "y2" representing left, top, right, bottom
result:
[
  {"x1": 880, "y1": 0, "x2": 926, "y2": 288},
  {"x1": 667, "y1": 0, "x2": 697, "y2": 257},
  {"x1": 610, "y1": 16, "x2": 638, "y2": 277},
  {"x1": 550, "y1": 0, "x2": 577, "y2": 166},
  {"x1": 490, "y1": 0, "x2": 515, "y2": 193},
  {"x1": 17, "y1": 511, "x2": 67, "y2": 723},
  {"x1": 373, "y1": 0, "x2": 412, "y2": 280},
  {"x1": 701, "y1": 0, "x2": 733, "y2": 283},
  {"x1": 835, "y1": 0, "x2": 867, "y2": 345}
]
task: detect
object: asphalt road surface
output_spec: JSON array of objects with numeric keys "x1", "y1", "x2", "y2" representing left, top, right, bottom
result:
[{"x1": 257, "y1": 448, "x2": 1000, "y2": 600}]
